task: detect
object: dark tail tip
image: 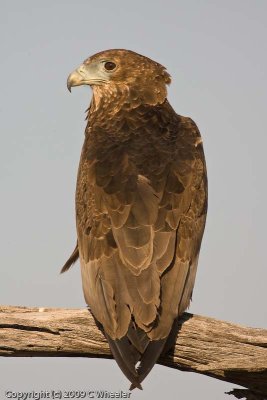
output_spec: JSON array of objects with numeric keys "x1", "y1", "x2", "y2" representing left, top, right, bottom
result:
[{"x1": 129, "y1": 382, "x2": 143, "y2": 391}]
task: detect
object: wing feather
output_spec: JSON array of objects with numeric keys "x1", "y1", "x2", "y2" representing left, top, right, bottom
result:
[{"x1": 76, "y1": 109, "x2": 207, "y2": 388}]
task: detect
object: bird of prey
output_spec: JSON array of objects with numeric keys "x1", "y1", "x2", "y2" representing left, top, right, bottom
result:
[{"x1": 62, "y1": 49, "x2": 208, "y2": 389}]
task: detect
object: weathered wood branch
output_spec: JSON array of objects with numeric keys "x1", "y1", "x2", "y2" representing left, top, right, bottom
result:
[{"x1": 0, "y1": 306, "x2": 266, "y2": 399}]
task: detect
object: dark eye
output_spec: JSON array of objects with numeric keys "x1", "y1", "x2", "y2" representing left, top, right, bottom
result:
[{"x1": 104, "y1": 61, "x2": 116, "y2": 71}]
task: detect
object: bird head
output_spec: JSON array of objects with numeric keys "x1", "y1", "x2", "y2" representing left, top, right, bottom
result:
[{"x1": 67, "y1": 49, "x2": 171, "y2": 106}]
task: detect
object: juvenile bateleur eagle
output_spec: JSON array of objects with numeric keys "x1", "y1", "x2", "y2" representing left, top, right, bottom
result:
[{"x1": 62, "y1": 49, "x2": 208, "y2": 389}]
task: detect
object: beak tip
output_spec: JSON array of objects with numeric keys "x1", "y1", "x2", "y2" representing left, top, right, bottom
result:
[
  {"x1": 67, "y1": 78, "x2": 72, "y2": 93},
  {"x1": 67, "y1": 66, "x2": 86, "y2": 93}
]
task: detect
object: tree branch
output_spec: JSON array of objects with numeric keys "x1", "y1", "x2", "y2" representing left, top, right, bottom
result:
[{"x1": 0, "y1": 306, "x2": 266, "y2": 399}]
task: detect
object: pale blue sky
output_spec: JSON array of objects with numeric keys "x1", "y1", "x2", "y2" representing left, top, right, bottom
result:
[{"x1": 0, "y1": 1, "x2": 266, "y2": 399}]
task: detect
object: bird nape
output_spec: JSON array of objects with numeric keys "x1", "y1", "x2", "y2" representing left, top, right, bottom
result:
[{"x1": 62, "y1": 49, "x2": 208, "y2": 390}]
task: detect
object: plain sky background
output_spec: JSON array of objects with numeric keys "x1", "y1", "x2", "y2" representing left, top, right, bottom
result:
[{"x1": 0, "y1": 1, "x2": 266, "y2": 399}]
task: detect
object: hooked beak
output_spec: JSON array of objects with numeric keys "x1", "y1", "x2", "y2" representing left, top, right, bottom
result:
[
  {"x1": 67, "y1": 64, "x2": 87, "y2": 92},
  {"x1": 67, "y1": 70, "x2": 82, "y2": 92},
  {"x1": 67, "y1": 61, "x2": 109, "y2": 92}
]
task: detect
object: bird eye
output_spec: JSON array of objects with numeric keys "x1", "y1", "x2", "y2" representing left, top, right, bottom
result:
[{"x1": 104, "y1": 61, "x2": 116, "y2": 71}]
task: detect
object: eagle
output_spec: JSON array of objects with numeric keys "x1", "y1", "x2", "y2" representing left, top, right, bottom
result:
[{"x1": 62, "y1": 49, "x2": 208, "y2": 390}]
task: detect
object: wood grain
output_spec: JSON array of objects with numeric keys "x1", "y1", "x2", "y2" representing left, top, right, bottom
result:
[{"x1": 0, "y1": 306, "x2": 266, "y2": 399}]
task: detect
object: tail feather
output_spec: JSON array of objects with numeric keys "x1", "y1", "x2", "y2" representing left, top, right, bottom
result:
[
  {"x1": 129, "y1": 339, "x2": 167, "y2": 390},
  {"x1": 127, "y1": 324, "x2": 150, "y2": 354},
  {"x1": 106, "y1": 320, "x2": 169, "y2": 391},
  {"x1": 111, "y1": 336, "x2": 139, "y2": 376},
  {"x1": 106, "y1": 335, "x2": 143, "y2": 390}
]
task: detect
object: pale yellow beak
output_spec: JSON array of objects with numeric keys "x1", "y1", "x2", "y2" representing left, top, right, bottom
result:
[
  {"x1": 67, "y1": 62, "x2": 92, "y2": 92},
  {"x1": 67, "y1": 69, "x2": 85, "y2": 92},
  {"x1": 67, "y1": 61, "x2": 109, "y2": 92}
]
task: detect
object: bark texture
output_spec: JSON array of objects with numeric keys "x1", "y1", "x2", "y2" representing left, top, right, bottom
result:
[{"x1": 0, "y1": 306, "x2": 266, "y2": 399}]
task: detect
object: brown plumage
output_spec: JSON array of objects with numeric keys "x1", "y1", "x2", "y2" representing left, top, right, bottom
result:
[{"x1": 63, "y1": 49, "x2": 208, "y2": 389}]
